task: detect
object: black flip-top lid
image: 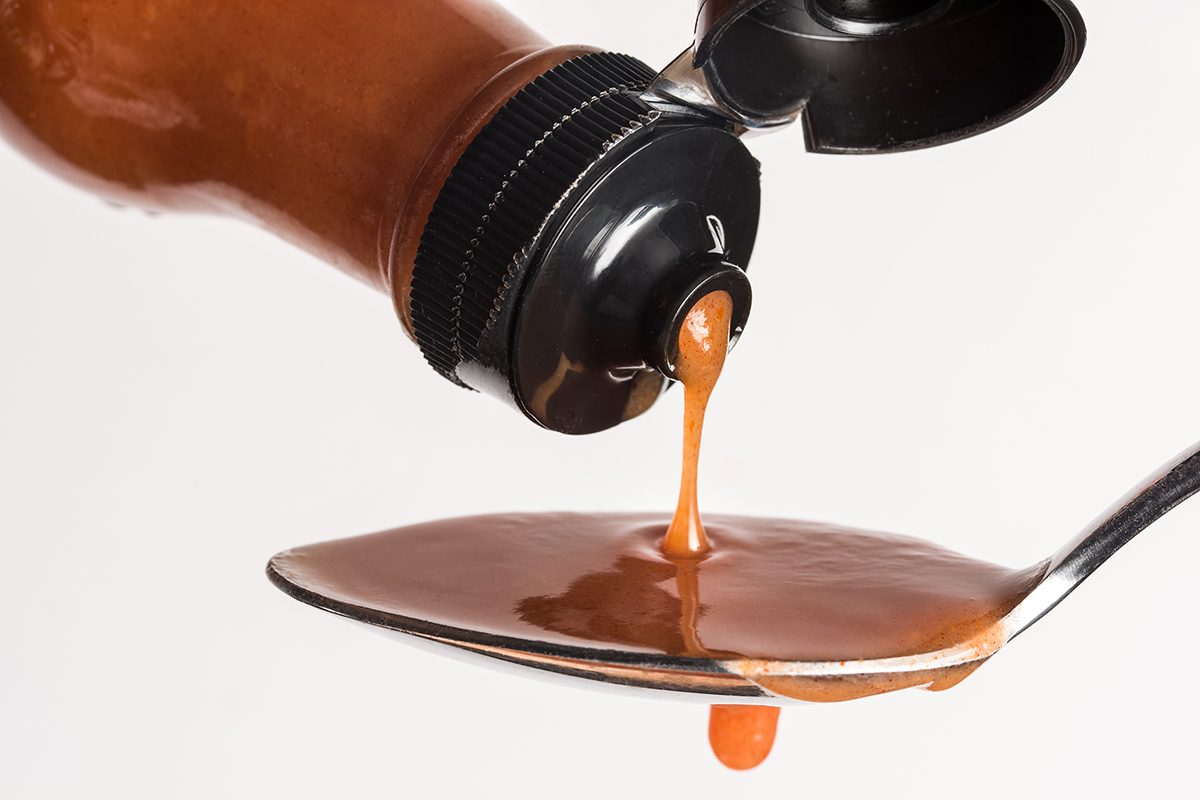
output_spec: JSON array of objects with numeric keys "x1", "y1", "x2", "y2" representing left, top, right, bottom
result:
[{"x1": 691, "y1": 0, "x2": 1086, "y2": 152}]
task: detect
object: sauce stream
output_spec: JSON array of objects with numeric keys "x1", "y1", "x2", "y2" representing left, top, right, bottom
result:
[
  {"x1": 662, "y1": 290, "x2": 731, "y2": 557},
  {"x1": 662, "y1": 291, "x2": 780, "y2": 768}
]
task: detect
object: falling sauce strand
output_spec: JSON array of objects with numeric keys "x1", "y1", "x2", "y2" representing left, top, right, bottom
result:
[
  {"x1": 661, "y1": 290, "x2": 780, "y2": 770},
  {"x1": 661, "y1": 290, "x2": 731, "y2": 557}
]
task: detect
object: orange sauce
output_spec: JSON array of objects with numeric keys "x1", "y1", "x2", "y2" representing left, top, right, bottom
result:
[
  {"x1": 269, "y1": 294, "x2": 1040, "y2": 770},
  {"x1": 708, "y1": 705, "x2": 781, "y2": 770}
]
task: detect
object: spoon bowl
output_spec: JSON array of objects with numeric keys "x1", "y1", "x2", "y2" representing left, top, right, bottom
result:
[{"x1": 267, "y1": 441, "x2": 1200, "y2": 704}]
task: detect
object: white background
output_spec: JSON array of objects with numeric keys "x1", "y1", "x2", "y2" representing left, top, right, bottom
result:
[{"x1": 2, "y1": 1, "x2": 1198, "y2": 797}]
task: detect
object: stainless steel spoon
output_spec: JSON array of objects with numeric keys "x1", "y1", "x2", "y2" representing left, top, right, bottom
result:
[{"x1": 267, "y1": 441, "x2": 1200, "y2": 703}]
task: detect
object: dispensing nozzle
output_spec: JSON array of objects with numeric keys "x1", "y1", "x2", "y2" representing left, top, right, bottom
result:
[{"x1": 649, "y1": 258, "x2": 752, "y2": 381}]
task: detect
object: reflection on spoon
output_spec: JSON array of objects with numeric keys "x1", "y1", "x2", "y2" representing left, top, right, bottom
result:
[{"x1": 515, "y1": 553, "x2": 723, "y2": 658}]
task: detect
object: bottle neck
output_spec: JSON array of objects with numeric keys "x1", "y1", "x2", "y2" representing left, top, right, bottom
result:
[{"x1": 386, "y1": 45, "x2": 599, "y2": 334}]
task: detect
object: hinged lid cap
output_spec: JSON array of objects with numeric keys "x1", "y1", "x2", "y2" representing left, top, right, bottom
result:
[{"x1": 694, "y1": 0, "x2": 1086, "y2": 152}]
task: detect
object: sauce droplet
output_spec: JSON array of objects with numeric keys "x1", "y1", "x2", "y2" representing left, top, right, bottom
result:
[{"x1": 708, "y1": 705, "x2": 781, "y2": 770}]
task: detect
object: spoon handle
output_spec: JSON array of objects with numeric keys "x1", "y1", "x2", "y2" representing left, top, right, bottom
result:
[{"x1": 1009, "y1": 440, "x2": 1200, "y2": 639}]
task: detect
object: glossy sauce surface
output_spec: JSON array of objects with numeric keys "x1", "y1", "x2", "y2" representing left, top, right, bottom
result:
[
  {"x1": 271, "y1": 511, "x2": 1041, "y2": 766},
  {"x1": 271, "y1": 512, "x2": 1040, "y2": 665}
]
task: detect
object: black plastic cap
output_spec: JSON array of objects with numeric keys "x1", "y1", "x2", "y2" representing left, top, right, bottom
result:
[
  {"x1": 410, "y1": 53, "x2": 762, "y2": 434},
  {"x1": 410, "y1": 53, "x2": 659, "y2": 389},
  {"x1": 511, "y1": 123, "x2": 759, "y2": 434}
]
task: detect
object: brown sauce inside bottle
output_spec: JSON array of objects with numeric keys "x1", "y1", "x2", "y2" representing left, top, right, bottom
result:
[
  {"x1": 269, "y1": 291, "x2": 1044, "y2": 769},
  {"x1": 0, "y1": 0, "x2": 588, "y2": 311}
]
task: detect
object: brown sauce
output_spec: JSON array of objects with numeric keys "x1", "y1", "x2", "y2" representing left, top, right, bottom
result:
[
  {"x1": 0, "y1": 0, "x2": 586, "y2": 310},
  {"x1": 269, "y1": 293, "x2": 1044, "y2": 770},
  {"x1": 271, "y1": 512, "x2": 1041, "y2": 761},
  {"x1": 273, "y1": 511, "x2": 1041, "y2": 663}
]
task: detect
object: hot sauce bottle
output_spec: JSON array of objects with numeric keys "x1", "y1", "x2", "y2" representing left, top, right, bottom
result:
[{"x1": 0, "y1": 0, "x2": 1084, "y2": 432}]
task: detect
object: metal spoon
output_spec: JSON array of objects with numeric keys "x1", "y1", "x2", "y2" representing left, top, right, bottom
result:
[{"x1": 267, "y1": 441, "x2": 1200, "y2": 703}]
